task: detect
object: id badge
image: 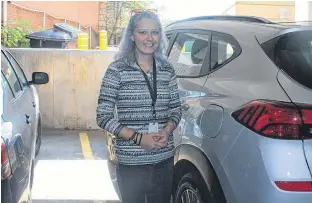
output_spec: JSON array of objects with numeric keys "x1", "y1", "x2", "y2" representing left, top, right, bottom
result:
[{"x1": 148, "y1": 122, "x2": 159, "y2": 133}]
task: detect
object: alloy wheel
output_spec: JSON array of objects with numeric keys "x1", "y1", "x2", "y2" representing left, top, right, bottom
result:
[{"x1": 180, "y1": 188, "x2": 202, "y2": 203}]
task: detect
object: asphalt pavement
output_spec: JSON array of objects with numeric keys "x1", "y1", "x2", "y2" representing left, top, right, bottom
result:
[{"x1": 32, "y1": 128, "x2": 121, "y2": 203}]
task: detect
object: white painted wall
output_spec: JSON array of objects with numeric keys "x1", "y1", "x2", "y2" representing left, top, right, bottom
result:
[{"x1": 309, "y1": 0, "x2": 312, "y2": 20}]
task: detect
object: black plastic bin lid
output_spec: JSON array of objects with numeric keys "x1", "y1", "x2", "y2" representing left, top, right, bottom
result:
[{"x1": 25, "y1": 23, "x2": 81, "y2": 42}]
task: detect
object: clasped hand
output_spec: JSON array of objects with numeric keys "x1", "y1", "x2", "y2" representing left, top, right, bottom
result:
[{"x1": 139, "y1": 130, "x2": 170, "y2": 150}]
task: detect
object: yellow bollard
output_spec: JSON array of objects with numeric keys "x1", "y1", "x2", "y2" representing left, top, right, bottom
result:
[
  {"x1": 99, "y1": 30, "x2": 108, "y2": 50},
  {"x1": 78, "y1": 33, "x2": 89, "y2": 50}
]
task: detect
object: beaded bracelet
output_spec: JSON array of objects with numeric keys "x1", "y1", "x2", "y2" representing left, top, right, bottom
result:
[
  {"x1": 130, "y1": 132, "x2": 143, "y2": 145},
  {"x1": 134, "y1": 132, "x2": 139, "y2": 143},
  {"x1": 138, "y1": 133, "x2": 143, "y2": 145}
]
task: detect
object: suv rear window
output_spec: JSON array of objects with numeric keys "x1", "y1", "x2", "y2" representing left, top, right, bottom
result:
[{"x1": 261, "y1": 30, "x2": 312, "y2": 89}]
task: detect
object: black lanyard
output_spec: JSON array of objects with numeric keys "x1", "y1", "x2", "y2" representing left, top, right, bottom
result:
[{"x1": 136, "y1": 58, "x2": 157, "y2": 119}]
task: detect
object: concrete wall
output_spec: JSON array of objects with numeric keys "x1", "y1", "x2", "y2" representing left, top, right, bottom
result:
[{"x1": 9, "y1": 49, "x2": 116, "y2": 130}]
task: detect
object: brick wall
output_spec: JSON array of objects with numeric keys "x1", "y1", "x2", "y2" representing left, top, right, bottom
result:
[
  {"x1": 8, "y1": 2, "x2": 44, "y2": 30},
  {"x1": 14, "y1": 1, "x2": 100, "y2": 32},
  {"x1": 45, "y1": 14, "x2": 65, "y2": 29},
  {"x1": 5, "y1": 2, "x2": 99, "y2": 49}
]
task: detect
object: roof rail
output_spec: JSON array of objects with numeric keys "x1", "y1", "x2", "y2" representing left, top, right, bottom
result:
[
  {"x1": 165, "y1": 15, "x2": 274, "y2": 27},
  {"x1": 275, "y1": 21, "x2": 312, "y2": 26}
]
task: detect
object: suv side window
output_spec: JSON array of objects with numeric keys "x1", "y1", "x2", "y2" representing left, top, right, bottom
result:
[
  {"x1": 3, "y1": 50, "x2": 28, "y2": 88},
  {"x1": 210, "y1": 32, "x2": 241, "y2": 71},
  {"x1": 168, "y1": 32, "x2": 210, "y2": 77},
  {"x1": 261, "y1": 30, "x2": 312, "y2": 89},
  {"x1": 1, "y1": 52, "x2": 22, "y2": 97}
]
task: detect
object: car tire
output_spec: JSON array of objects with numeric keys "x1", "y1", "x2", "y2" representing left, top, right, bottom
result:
[
  {"x1": 174, "y1": 171, "x2": 206, "y2": 203},
  {"x1": 35, "y1": 116, "x2": 42, "y2": 156}
]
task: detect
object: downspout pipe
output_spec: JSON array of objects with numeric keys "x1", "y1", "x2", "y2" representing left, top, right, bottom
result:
[{"x1": 3, "y1": 1, "x2": 8, "y2": 26}]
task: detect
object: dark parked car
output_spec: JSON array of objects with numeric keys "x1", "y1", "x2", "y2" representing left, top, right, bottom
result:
[{"x1": 1, "y1": 46, "x2": 49, "y2": 203}]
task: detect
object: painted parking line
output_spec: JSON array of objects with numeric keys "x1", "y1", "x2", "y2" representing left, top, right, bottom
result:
[{"x1": 79, "y1": 132, "x2": 94, "y2": 160}]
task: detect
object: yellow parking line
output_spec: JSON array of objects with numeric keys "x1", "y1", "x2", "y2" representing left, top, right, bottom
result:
[{"x1": 79, "y1": 132, "x2": 94, "y2": 160}]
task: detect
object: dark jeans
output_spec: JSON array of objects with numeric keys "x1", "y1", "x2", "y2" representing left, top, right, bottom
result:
[{"x1": 116, "y1": 157, "x2": 174, "y2": 203}]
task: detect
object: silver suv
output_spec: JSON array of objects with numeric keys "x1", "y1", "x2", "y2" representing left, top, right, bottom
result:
[{"x1": 164, "y1": 16, "x2": 312, "y2": 203}]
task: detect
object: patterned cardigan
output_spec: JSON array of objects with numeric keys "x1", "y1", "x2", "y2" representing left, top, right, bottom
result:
[{"x1": 96, "y1": 57, "x2": 182, "y2": 165}]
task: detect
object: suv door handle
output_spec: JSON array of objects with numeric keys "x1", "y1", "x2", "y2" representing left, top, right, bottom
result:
[
  {"x1": 181, "y1": 103, "x2": 190, "y2": 111},
  {"x1": 32, "y1": 102, "x2": 36, "y2": 108}
]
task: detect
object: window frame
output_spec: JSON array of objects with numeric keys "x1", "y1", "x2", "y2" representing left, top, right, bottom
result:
[
  {"x1": 1, "y1": 51, "x2": 24, "y2": 99},
  {"x1": 1, "y1": 70, "x2": 16, "y2": 101},
  {"x1": 2, "y1": 50, "x2": 29, "y2": 89},
  {"x1": 165, "y1": 30, "x2": 178, "y2": 56},
  {"x1": 166, "y1": 29, "x2": 212, "y2": 79}
]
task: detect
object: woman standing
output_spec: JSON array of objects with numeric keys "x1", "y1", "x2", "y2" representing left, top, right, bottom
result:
[{"x1": 96, "y1": 10, "x2": 182, "y2": 203}]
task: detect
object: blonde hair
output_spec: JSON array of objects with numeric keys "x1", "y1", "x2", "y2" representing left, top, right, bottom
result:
[{"x1": 114, "y1": 11, "x2": 168, "y2": 63}]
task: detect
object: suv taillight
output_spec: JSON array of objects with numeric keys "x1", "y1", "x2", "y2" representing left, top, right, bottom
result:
[
  {"x1": 232, "y1": 100, "x2": 312, "y2": 139},
  {"x1": 301, "y1": 107, "x2": 312, "y2": 138},
  {"x1": 1, "y1": 141, "x2": 11, "y2": 180}
]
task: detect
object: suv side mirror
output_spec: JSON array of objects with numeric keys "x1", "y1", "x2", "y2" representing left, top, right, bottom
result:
[{"x1": 30, "y1": 72, "x2": 49, "y2": 85}]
